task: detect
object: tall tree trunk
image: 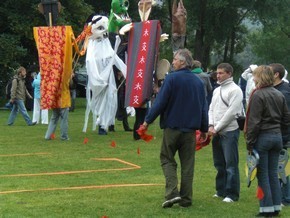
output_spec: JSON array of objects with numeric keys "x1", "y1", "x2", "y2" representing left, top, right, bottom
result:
[
  {"x1": 223, "y1": 37, "x2": 230, "y2": 62},
  {"x1": 193, "y1": 0, "x2": 207, "y2": 64},
  {"x1": 229, "y1": 29, "x2": 236, "y2": 62}
]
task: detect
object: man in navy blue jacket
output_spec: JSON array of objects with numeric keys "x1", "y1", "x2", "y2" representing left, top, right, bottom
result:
[{"x1": 141, "y1": 48, "x2": 208, "y2": 208}]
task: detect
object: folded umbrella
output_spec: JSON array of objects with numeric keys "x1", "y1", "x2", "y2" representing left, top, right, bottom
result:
[
  {"x1": 278, "y1": 149, "x2": 289, "y2": 184},
  {"x1": 245, "y1": 149, "x2": 259, "y2": 188}
]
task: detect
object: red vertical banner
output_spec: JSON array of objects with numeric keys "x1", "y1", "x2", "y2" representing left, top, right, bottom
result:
[{"x1": 125, "y1": 20, "x2": 161, "y2": 108}]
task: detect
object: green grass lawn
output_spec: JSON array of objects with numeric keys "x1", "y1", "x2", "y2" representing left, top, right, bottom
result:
[{"x1": 0, "y1": 98, "x2": 289, "y2": 217}]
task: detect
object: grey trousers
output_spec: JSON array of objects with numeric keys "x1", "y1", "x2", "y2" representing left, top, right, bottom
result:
[{"x1": 45, "y1": 108, "x2": 69, "y2": 140}]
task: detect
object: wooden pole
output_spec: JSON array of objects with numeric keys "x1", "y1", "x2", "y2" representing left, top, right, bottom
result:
[{"x1": 49, "y1": 12, "x2": 52, "y2": 27}]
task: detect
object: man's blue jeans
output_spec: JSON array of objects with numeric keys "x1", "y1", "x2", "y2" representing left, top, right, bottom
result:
[
  {"x1": 255, "y1": 131, "x2": 282, "y2": 213},
  {"x1": 212, "y1": 128, "x2": 240, "y2": 201},
  {"x1": 282, "y1": 176, "x2": 290, "y2": 205},
  {"x1": 7, "y1": 99, "x2": 33, "y2": 125}
]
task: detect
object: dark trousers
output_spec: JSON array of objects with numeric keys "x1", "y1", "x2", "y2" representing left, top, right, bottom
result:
[
  {"x1": 212, "y1": 128, "x2": 240, "y2": 201},
  {"x1": 133, "y1": 108, "x2": 147, "y2": 140},
  {"x1": 116, "y1": 106, "x2": 131, "y2": 131},
  {"x1": 160, "y1": 128, "x2": 196, "y2": 206}
]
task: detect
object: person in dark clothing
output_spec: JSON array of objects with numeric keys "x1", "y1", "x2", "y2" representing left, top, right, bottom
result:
[
  {"x1": 25, "y1": 70, "x2": 34, "y2": 111},
  {"x1": 238, "y1": 75, "x2": 247, "y2": 109},
  {"x1": 69, "y1": 72, "x2": 78, "y2": 112},
  {"x1": 107, "y1": 34, "x2": 133, "y2": 133},
  {"x1": 246, "y1": 65, "x2": 290, "y2": 217},
  {"x1": 140, "y1": 49, "x2": 208, "y2": 208},
  {"x1": 191, "y1": 60, "x2": 212, "y2": 103},
  {"x1": 114, "y1": 69, "x2": 133, "y2": 132},
  {"x1": 271, "y1": 63, "x2": 290, "y2": 207},
  {"x1": 207, "y1": 71, "x2": 219, "y2": 107},
  {"x1": 133, "y1": 106, "x2": 147, "y2": 139}
]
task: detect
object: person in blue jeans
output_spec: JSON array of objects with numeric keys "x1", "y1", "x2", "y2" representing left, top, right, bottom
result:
[
  {"x1": 271, "y1": 63, "x2": 290, "y2": 207},
  {"x1": 208, "y1": 63, "x2": 243, "y2": 203},
  {"x1": 7, "y1": 66, "x2": 36, "y2": 126},
  {"x1": 246, "y1": 65, "x2": 290, "y2": 217}
]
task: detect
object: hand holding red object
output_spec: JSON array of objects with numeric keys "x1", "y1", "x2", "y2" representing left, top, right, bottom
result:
[
  {"x1": 136, "y1": 125, "x2": 153, "y2": 142},
  {"x1": 195, "y1": 130, "x2": 211, "y2": 151}
]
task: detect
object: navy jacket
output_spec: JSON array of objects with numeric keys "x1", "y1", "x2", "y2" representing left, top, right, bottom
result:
[
  {"x1": 275, "y1": 81, "x2": 290, "y2": 144},
  {"x1": 145, "y1": 68, "x2": 208, "y2": 132}
]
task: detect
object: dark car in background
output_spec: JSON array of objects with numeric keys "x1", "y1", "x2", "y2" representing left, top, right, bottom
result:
[{"x1": 75, "y1": 72, "x2": 87, "y2": 97}]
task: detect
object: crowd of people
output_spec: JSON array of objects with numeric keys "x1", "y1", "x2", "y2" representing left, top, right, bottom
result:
[
  {"x1": 5, "y1": 54, "x2": 290, "y2": 217},
  {"x1": 3, "y1": 0, "x2": 290, "y2": 216}
]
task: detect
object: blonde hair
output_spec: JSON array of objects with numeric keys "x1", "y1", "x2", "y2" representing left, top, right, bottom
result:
[
  {"x1": 16, "y1": 66, "x2": 26, "y2": 75},
  {"x1": 252, "y1": 65, "x2": 274, "y2": 88}
]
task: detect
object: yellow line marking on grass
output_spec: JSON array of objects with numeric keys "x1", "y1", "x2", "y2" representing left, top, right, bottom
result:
[
  {"x1": 0, "y1": 158, "x2": 141, "y2": 177},
  {"x1": 0, "y1": 152, "x2": 51, "y2": 157},
  {"x1": 91, "y1": 158, "x2": 141, "y2": 169},
  {"x1": 0, "y1": 183, "x2": 163, "y2": 194}
]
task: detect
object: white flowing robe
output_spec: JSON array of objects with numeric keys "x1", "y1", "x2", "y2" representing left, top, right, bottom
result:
[{"x1": 83, "y1": 36, "x2": 126, "y2": 132}]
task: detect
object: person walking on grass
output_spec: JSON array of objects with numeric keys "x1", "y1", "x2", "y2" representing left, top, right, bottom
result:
[
  {"x1": 7, "y1": 66, "x2": 36, "y2": 126},
  {"x1": 139, "y1": 48, "x2": 208, "y2": 208},
  {"x1": 208, "y1": 63, "x2": 243, "y2": 203}
]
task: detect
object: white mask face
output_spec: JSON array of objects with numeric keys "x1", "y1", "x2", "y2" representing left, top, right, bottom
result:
[
  {"x1": 90, "y1": 16, "x2": 109, "y2": 41},
  {"x1": 138, "y1": 0, "x2": 152, "y2": 22}
]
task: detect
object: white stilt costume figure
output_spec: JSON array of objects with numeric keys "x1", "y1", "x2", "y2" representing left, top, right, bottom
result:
[{"x1": 83, "y1": 15, "x2": 126, "y2": 132}]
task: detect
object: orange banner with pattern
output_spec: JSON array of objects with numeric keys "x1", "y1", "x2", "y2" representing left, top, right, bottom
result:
[{"x1": 34, "y1": 26, "x2": 74, "y2": 109}]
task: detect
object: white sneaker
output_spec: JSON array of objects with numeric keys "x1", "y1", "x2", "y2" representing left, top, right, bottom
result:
[
  {"x1": 213, "y1": 194, "x2": 221, "y2": 198},
  {"x1": 223, "y1": 197, "x2": 234, "y2": 203}
]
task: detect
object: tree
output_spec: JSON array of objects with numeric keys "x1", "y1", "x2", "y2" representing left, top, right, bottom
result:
[
  {"x1": 248, "y1": 0, "x2": 290, "y2": 70},
  {"x1": 1, "y1": 0, "x2": 290, "y2": 99},
  {"x1": 0, "y1": 0, "x2": 93, "y2": 98}
]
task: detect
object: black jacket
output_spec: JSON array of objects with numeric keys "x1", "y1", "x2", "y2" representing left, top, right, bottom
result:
[{"x1": 275, "y1": 81, "x2": 290, "y2": 145}]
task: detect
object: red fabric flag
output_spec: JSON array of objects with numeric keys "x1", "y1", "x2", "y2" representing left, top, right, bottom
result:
[
  {"x1": 111, "y1": 141, "x2": 116, "y2": 147},
  {"x1": 83, "y1": 137, "x2": 89, "y2": 144},
  {"x1": 256, "y1": 186, "x2": 264, "y2": 200},
  {"x1": 50, "y1": 133, "x2": 56, "y2": 140},
  {"x1": 137, "y1": 147, "x2": 140, "y2": 155},
  {"x1": 195, "y1": 130, "x2": 211, "y2": 151},
  {"x1": 136, "y1": 125, "x2": 153, "y2": 142}
]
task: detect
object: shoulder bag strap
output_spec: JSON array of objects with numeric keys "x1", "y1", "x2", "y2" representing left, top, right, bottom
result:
[{"x1": 220, "y1": 88, "x2": 229, "y2": 107}]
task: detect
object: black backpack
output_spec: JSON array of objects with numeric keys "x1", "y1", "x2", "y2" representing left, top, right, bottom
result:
[{"x1": 5, "y1": 78, "x2": 18, "y2": 99}]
